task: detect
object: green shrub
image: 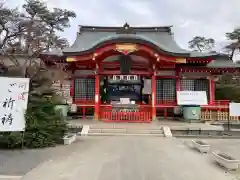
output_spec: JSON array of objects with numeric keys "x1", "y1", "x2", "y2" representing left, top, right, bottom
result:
[{"x1": 216, "y1": 86, "x2": 240, "y2": 103}]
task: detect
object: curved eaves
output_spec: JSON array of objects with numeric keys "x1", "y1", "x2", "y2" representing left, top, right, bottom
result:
[{"x1": 63, "y1": 34, "x2": 190, "y2": 57}]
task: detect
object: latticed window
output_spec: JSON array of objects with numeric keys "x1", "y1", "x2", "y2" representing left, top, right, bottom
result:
[
  {"x1": 74, "y1": 78, "x2": 95, "y2": 101},
  {"x1": 156, "y1": 79, "x2": 176, "y2": 103},
  {"x1": 180, "y1": 79, "x2": 209, "y2": 102},
  {"x1": 194, "y1": 79, "x2": 209, "y2": 101},
  {"x1": 180, "y1": 79, "x2": 195, "y2": 91}
]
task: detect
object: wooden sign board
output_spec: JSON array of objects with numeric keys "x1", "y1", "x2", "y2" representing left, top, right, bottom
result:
[
  {"x1": 177, "y1": 91, "x2": 208, "y2": 105},
  {"x1": 66, "y1": 57, "x2": 77, "y2": 62},
  {"x1": 229, "y1": 103, "x2": 240, "y2": 116},
  {"x1": 176, "y1": 58, "x2": 186, "y2": 63},
  {"x1": 115, "y1": 44, "x2": 137, "y2": 55},
  {"x1": 0, "y1": 77, "x2": 30, "y2": 132}
]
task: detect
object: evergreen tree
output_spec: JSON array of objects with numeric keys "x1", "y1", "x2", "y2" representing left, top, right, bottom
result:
[
  {"x1": 188, "y1": 36, "x2": 215, "y2": 52},
  {"x1": 225, "y1": 28, "x2": 240, "y2": 60}
]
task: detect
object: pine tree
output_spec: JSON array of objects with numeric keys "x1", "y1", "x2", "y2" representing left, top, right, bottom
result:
[
  {"x1": 24, "y1": 75, "x2": 67, "y2": 148},
  {"x1": 188, "y1": 36, "x2": 215, "y2": 52}
]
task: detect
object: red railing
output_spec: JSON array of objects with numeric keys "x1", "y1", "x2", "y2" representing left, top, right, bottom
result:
[
  {"x1": 156, "y1": 100, "x2": 177, "y2": 107},
  {"x1": 201, "y1": 100, "x2": 230, "y2": 111},
  {"x1": 71, "y1": 99, "x2": 232, "y2": 120},
  {"x1": 71, "y1": 100, "x2": 95, "y2": 119},
  {"x1": 100, "y1": 105, "x2": 152, "y2": 122},
  {"x1": 72, "y1": 99, "x2": 94, "y2": 105},
  {"x1": 213, "y1": 100, "x2": 230, "y2": 105}
]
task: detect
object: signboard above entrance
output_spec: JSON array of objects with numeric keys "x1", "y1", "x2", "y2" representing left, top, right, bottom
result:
[
  {"x1": 110, "y1": 75, "x2": 139, "y2": 81},
  {"x1": 176, "y1": 58, "x2": 186, "y2": 63},
  {"x1": 177, "y1": 91, "x2": 208, "y2": 105},
  {"x1": 108, "y1": 75, "x2": 141, "y2": 84},
  {"x1": 115, "y1": 44, "x2": 137, "y2": 55}
]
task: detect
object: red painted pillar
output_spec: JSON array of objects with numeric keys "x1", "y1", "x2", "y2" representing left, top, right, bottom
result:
[
  {"x1": 70, "y1": 76, "x2": 74, "y2": 101},
  {"x1": 69, "y1": 69, "x2": 75, "y2": 103},
  {"x1": 152, "y1": 72, "x2": 156, "y2": 121},
  {"x1": 209, "y1": 76, "x2": 215, "y2": 105},
  {"x1": 94, "y1": 65, "x2": 100, "y2": 120},
  {"x1": 176, "y1": 70, "x2": 181, "y2": 104}
]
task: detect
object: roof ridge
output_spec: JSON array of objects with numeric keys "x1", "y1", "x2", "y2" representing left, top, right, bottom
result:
[{"x1": 79, "y1": 24, "x2": 172, "y2": 33}]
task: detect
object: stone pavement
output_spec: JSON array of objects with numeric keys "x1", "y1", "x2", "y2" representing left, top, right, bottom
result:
[
  {"x1": 21, "y1": 137, "x2": 237, "y2": 180},
  {"x1": 0, "y1": 149, "x2": 52, "y2": 176},
  {"x1": 0, "y1": 138, "x2": 101, "y2": 179},
  {"x1": 185, "y1": 138, "x2": 240, "y2": 179}
]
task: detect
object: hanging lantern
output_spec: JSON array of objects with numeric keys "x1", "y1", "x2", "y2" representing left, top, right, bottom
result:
[{"x1": 212, "y1": 75, "x2": 220, "y2": 82}]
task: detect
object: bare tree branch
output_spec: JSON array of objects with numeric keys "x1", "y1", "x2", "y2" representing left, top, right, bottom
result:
[{"x1": 0, "y1": 0, "x2": 76, "y2": 79}]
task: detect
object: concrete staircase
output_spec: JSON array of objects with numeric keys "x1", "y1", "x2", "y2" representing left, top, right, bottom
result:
[{"x1": 86, "y1": 126, "x2": 165, "y2": 136}]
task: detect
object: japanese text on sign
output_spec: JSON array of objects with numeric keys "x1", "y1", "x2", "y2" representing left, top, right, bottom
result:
[
  {"x1": 177, "y1": 91, "x2": 208, "y2": 105},
  {"x1": 0, "y1": 77, "x2": 29, "y2": 132}
]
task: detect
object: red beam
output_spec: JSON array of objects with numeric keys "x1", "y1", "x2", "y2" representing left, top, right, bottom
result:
[
  {"x1": 156, "y1": 75, "x2": 177, "y2": 79},
  {"x1": 187, "y1": 57, "x2": 212, "y2": 64},
  {"x1": 99, "y1": 70, "x2": 152, "y2": 75}
]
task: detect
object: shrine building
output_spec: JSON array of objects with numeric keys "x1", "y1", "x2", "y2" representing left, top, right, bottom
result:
[{"x1": 40, "y1": 23, "x2": 240, "y2": 122}]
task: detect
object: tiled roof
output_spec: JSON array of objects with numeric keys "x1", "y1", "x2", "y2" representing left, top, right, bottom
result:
[
  {"x1": 207, "y1": 60, "x2": 240, "y2": 68},
  {"x1": 42, "y1": 24, "x2": 225, "y2": 58}
]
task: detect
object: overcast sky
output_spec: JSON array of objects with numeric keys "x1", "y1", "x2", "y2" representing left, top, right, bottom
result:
[{"x1": 3, "y1": 0, "x2": 240, "y2": 50}]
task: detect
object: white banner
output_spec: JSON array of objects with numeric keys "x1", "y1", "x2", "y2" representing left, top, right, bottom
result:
[
  {"x1": 177, "y1": 91, "x2": 208, "y2": 105},
  {"x1": 229, "y1": 103, "x2": 240, "y2": 116},
  {"x1": 142, "y1": 79, "x2": 151, "y2": 94},
  {"x1": 0, "y1": 77, "x2": 29, "y2": 132}
]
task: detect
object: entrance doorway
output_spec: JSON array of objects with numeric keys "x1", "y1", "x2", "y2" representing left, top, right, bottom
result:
[
  {"x1": 99, "y1": 75, "x2": 152, "y2": 122},
  {"x1": 100, "y1": 75, "x2": 143, "y2": 104}
]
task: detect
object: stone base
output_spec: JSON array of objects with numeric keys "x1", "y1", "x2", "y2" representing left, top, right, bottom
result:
[
  {"x1": 192, "y1": 140, "x2": 210, "y2": 153},
  {"x1": 213, "y1": 152, "x2": 240, "y2": 170},
  {"x1": 63, "y1": 134, "x2": 77, "y2": 145}
]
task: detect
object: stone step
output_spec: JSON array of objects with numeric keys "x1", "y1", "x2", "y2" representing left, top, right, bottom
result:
[
  {"x1": 88, "y1": 128, "x2": 126, "y2": 133},
  {"x1": 87, "y1": 132, "x2": 165, "y2": 137},
  {"x1": 89, "y1": 125, "x2": 161, "y2": 130},
  {"x1": 126, "y1": 129, "x2": 163, "y2": 134},
  {"x1": 88, "y1": 128, "x2": 164, "y2": 135}
]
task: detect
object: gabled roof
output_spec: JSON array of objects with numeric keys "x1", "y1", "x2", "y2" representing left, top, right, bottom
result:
[
  {"x1": 62, "y1": 23, "x2": 221, "y2": 58},
  {"x1": 41, "y1": 23, "x2": 227, "y2": 59},
  {"x1": 63, "y1": 32, "x2": 189, "y2": 56}
]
